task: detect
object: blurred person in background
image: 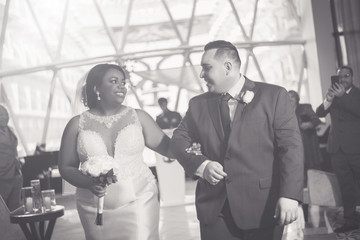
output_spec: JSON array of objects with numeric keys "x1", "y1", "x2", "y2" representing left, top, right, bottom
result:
[
  {"x1": 156, "y1": 97, "x2": 182, "y2": 129},
  {"x1": 0, "y1": 105, "x2": 22, "y2": 211},
  {"x1": 316, "y1": 66, "x2": 360, "y2": 233},
  {"x1": 34, "y1": 143, "x2": 46, "y2": 155},
  {"x1": 288, "y1": 90, "x2": 322, "y2": 186}
]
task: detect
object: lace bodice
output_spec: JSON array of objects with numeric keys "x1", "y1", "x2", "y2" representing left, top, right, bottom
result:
[{"x1": 77, "y1": 107, "x2": 153, "y2": 181}]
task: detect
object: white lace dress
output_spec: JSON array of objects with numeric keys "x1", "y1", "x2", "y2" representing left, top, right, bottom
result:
[{"x1": 76, "y1": 107, "x2": 159, "y2": 240}]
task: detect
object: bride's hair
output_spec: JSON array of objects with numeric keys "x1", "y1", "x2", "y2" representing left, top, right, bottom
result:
[{"x1": 82, "y1": 64, "x2": 126, "y2": 108}]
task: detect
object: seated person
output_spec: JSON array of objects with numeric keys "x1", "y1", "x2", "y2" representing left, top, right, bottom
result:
[{"x1": 156, "y1": 98, "x2": 182, "y2": 129}]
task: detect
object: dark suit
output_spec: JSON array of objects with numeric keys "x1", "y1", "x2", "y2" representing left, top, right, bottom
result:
[
  {"x1": 296, "y1": 104, "x2": 322, "y2": 185},
  {"x1": 156, "y1": 110, "x2": 182, "y2": 129},
  {"x1": 316, "y1": 86, "x2": 360, "y2": 223},
  {"x1": 171, "y1": 78, "x2": 304, "y2": 239},
  {"x1": 0, "y1": 126, "x2": 22, "y2": 211}
]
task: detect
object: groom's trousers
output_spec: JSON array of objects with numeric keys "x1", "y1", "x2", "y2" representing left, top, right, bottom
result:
[{"x1": 199, "y1": 199, "x2": 284, "y2": 240}]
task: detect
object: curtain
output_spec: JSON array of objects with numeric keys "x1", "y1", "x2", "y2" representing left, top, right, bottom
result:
[{"x1": 335, "y1": 0, "x2": 360, "y2": 87}]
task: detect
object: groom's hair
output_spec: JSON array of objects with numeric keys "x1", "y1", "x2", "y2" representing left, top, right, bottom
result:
[
  {"x1": 204, "y1": 40, "x2": 241, "y2": 66},
  {"x1": 83, "y1": 64, "x2": 127, "y2": 108}
]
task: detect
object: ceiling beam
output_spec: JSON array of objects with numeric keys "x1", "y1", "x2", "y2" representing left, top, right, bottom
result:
[
  {"x1": 0, "y1": 40, "x2": 306, "y2": 78},
  {"x1": 118, "y1": 0, "x2": 134, "y2": 53},
  {"x1": 93, "y1": 0, "x2": 118, "y2": 53},
  {"x1": 0, "y1": 0, "x2": 12, "y2": 68},
  {"x1": 161, "y1": 0, "x2": 185, "y2": 44}
]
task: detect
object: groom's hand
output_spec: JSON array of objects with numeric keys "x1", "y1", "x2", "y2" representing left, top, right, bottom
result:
[
  {"x1": 203, "y1": 161, "x2": 227, "y2": 185},
  {"x1": 274, "y1": 197, "x2": 299, "y2": 225}
]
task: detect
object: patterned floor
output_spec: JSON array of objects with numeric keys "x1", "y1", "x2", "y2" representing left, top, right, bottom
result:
[
  {"x1": 51, "y1": 180, "x2": 360, "y2": 240},
  {"x1": 326, "y1": 207, "x2": 360, "y2": 240}
]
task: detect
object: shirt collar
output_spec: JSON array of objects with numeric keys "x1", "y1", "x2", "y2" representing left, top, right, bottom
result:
[
  {"x1": 227, "y1": 74, "x2": 245, "y2": 99},
  {"x1": 346, "y1": 87, "x2": 353, "y2": 94}
]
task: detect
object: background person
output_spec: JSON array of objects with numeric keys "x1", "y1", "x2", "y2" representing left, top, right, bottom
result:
[
  {"x1": 316, "y1": 66, "x2": 360, "y2": 233},
  {"x1": 288, "y1": 90, "x2": 322, "y2": 186},
  {"x1": 156, "y1": 97, "x2": 182, "y2": 129},
  {"x1": 0, "y1": 105, "x2": 23, "y2": 211}
]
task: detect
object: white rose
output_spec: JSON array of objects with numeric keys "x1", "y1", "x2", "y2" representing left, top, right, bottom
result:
[
  {"x1": 101, "y1": 158, "x2": 115, "y2": 174},
  {"x1": 80, "y1": 161, "x2": 89, "y2": 174},
  {"x1": 86, "y1": 163, "x2": 102, "y2": 177},
  {"x1": 81, "y1": 156, "x2": 106, "y2": 177},
  {"x1": 112, "y1": 166, "x2": 120, "y2": 176},
  {"x1": 243, "y1": 90, "x2": 255, "y2": 104}
]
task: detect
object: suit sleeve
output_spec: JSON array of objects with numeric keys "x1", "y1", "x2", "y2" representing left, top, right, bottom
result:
[
  {"x1": 316, "y1": 102, "x2": 330, "y2": 118},
  {"x1": 273, "y1": 88, "x2": 304, "y2": 202},
  {"x1": 170, "y1": 100, "x2": 208, "y2": 177},
  {"x1": 337, "y1": 91, "x2": 360, "y2": 117},
  {"x1": 305, "y1": 104, "x2": 321, "y2": 127}
]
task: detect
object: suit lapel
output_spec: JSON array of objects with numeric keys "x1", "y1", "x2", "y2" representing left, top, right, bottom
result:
[
  {"x1": 226, "y1": 78, "x2": 258, "y2": 153},
  {"x1": 232, "y1": 78, "x2": 257, "y2": 125},
  {"x1": 207, "y1": 95, "x2": 224, "y2": 141},
  {"x1": 207, "y1": 78, "x2": 258, "y2": 145}
]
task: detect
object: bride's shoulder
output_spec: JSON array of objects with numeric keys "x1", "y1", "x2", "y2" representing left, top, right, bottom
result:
[
  {"x1": 64, "y1": 115, "x2": 81, "y2": 132},
  {"x1": 133, "y1": 108, "x2": 155, "y2": 125},
  {"x1": 64, "y1": 115, "x2": 80, "y2": 135},
  {"x1": 134, "y1": 108, "x2": 149, "y2": 118}
]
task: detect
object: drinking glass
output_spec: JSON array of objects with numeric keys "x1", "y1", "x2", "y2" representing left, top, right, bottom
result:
[
  {"x1": 41, "y1": 189, "x2": 56, "y2": 211},
  {"x1": 31, "y1": 179, "x2": 42, "y2": 213},
  {"x1": 21, "y1": 187, "x2": 33, "y2": 214}
]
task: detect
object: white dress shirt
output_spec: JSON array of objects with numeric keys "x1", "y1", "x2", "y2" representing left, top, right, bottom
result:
[
  {"x1": 194, "y1": 75, "x2": 246, "y2": 178},
  {"x1": 323, "y1": 87, "x2": 352, "y2": 110}
]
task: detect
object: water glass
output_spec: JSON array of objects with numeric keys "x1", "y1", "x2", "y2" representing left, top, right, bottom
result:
[
  {"x1": 41, "y1": 189, "x2": 56, "y2": 211},
  {"x1": 21, "y1": 187, "x2": 33, "y2": 214},
  {"x1": 30, "y1": 179, "x2": 42, "y2": 213}
]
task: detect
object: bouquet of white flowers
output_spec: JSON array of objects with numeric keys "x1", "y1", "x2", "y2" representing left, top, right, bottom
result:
[{"x1": 80, "y1": 156, "x2": 119, "y2": 225}]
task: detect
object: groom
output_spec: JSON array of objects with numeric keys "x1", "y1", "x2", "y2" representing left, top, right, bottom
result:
[{"x1": 171, "y1": 40, "x2": 304, "y2": 240}]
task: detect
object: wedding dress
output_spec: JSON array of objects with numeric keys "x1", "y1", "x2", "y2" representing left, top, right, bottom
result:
[{"x1": 76, "y1": 106, "x2": 159, "y2": 240}]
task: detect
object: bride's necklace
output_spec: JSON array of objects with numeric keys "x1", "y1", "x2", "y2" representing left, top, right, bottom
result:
[{"x1": 87, "y1": 107, "x2": 130, "y2": 128}]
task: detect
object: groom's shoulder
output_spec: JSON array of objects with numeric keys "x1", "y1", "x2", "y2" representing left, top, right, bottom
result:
[
  {"x1": 254, "y1": 81, "x2": 283, "y2": 91},
  {"x1": 253, "y1": 81, "x2": 287, "y2": 95},
  {"x1": 189, "y1": 92, "x2": 215, "y2": 103}
]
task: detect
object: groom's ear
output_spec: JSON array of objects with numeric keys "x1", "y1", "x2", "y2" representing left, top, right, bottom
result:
[{"x1": 224, "y1": 61, "x2": 232, "y2": 72}]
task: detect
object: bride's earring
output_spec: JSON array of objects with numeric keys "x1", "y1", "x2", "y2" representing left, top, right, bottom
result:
[{"x1": 96, "y1": 91, "x2": 101, "y2": 100}]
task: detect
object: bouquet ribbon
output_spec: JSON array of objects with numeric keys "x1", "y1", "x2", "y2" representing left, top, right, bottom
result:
[{"x1": 96, "y1": 196, "x2": 104, "y2": 225}]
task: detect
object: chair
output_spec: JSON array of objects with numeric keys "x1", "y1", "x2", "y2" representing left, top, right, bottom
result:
[
  {"x1": 307, "y1": 169, "x2": 342, "y2": 207},
  {"x1": 304, "y1": 169, "x2": 341, "y2": 238},
  {"x1": 0, "y1": 195, "x2": 26, "y2": 240}
]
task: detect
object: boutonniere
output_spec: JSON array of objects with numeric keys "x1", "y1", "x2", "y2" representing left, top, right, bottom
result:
[
  {"x1": 239, "y1": 90, "x2": 255, "y2": 104},
  {"x1": 185, "y1": 143, "x2": 202, "y2": 155}
]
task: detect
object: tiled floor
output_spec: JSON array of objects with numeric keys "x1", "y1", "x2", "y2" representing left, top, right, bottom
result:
[
  {"x1": 51, "y1": 180, "x2": 359, "y2": 240},
  {"x1": 52, "y1": 180, "x2": 200, "y2": 240}
]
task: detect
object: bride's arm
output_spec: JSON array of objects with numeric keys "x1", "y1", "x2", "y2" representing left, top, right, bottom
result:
[
  {"x1": 136, "y1": 109, "x2": 174, "y2": 158},
  {"x1": 58, "y1": 116, "x2": 105, "y2": 196}
]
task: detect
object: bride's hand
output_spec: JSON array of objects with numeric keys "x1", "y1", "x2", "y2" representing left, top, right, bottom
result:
[{"x1": 90, "y1": 184, "x2": 107, "y2": 197}]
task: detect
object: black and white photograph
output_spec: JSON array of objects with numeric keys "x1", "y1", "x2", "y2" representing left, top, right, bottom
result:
[{"x1": 0, "y1": 0, "x2": 359, "y2": 240}]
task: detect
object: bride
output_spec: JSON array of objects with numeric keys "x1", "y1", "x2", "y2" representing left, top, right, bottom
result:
[{"x1": 59, "y1": 63, "x2": 172, "y2": 240}]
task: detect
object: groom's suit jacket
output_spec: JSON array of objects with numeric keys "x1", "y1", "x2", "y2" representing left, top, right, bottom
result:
[{"x1": 171, "y1": 78, "x2": 304, "y2": 230}]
